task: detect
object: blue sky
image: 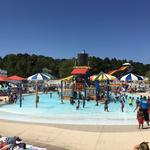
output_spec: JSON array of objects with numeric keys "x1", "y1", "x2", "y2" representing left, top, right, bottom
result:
[{"x1": 0, "y1": 0, "x2": 150, "y2": 63}]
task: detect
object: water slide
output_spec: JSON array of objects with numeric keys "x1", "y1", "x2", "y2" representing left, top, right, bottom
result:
[{"x1": 108, "y1": 64, "x2": 130, "y2": 76}]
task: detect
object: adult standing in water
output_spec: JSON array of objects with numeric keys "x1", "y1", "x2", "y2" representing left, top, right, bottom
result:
[
  {"x1": 120, "y1": 100, "x2": 125, "y2": 112},
  {"x1": 82, "y1": 96, "x2": 86, "y2": 108},
  {"x1": 104, "y1": 100, "x2": 109, "y2": 112},
  {"x1": 76, "y1": 100, "x2": 80, "y2": 110},
  {"x1": 140, "y1": 96, "x2": 149, "y2": 126}
]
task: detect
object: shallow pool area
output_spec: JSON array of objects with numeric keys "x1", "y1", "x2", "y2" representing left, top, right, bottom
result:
[{"x1": 0, "y1": 92, "x2": 138, "y2": 125}]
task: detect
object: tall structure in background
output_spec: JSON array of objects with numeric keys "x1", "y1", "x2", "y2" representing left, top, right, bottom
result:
[
  {"x1": 77, "y1": 50, "x2": 88, "y2": 66},
  {"x1": 71, "y1": 50, "x2": 90, "y2": 98}
]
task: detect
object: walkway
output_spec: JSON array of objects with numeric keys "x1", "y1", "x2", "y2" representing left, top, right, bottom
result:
[{"x1": 0, "y1": 120, "x2": 150, "y2": 150}]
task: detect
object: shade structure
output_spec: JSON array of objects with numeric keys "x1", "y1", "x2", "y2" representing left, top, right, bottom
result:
[
  {"x1": 27, "y1": 73, "x2": 50, "y2": 109},
  {"x1": 120, "y1": 73, "x2": 144, "y2": 82},
  {"x1": 0, "y1": 76, "x2": 9, "y2": 81},
  {"x1": 27, "y1": 73, "x2": 50, "y2": 81},
  {"x1": 61, "y1": 75, "x2": 74, "y2": 81},
  {"x1": 8, "y1": 75, "x2": 26, "y2": 81},
  {"x1": 91, "y1": 72, "x2": 117, "y2": 81},
  {"x1": 71, "y1": 68, "x2": 88, "y2": 75}
]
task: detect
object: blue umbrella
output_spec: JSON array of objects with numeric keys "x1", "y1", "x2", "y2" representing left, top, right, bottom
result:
[
  {"x1": 27, "y1": 73, "x2": 50, "y2": 81},
  {"x1": 27, "y1": 73, "x2": 50, "y2": 108},
  {"x1": 120, "y1": 73, "x2": 144, "y2": 82}
]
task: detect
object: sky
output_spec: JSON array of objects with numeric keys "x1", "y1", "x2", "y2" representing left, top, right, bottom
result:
[{"x1": 0, "y1": 0, "x2": 150, "y2": 64}]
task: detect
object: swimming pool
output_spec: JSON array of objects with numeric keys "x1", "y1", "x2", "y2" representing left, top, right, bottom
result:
[{"x1": 0, "y1": 92, "x2": 138, "y2": 125}]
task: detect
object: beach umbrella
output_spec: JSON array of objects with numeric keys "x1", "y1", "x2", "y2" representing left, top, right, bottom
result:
[
  {"x1": 27, "y1": 73, "x2": 50, "y2": 81},
  {"x1": 93, "y1": 72, "x2": 117, "y2": 102},
  {"x1": 120, "y1": 73, "x2": 144, "y2": 82},
  {"x1": 93, "y1": 72, "x2": 117, "y2": 81},
  {"x1": 60, "y1": 75, "x2": 74, "y2": 82},
  {"x1": 0, "y1": 76, "x2": 8, "y2": 81},
  {"x1": 8, "y1": 75, "x2": 26, "y2": 81},
  {"x1": 27, "y1": 73, "x2": 50, "y2": 108}
]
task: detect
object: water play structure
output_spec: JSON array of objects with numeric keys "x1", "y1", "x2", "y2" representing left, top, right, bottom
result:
[{"x1": 61, "y1": 51, "x2": 91, "y2": 100}]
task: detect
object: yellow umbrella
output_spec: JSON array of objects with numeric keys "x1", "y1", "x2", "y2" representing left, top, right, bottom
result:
[
  {"x1": 94, "y1": 72, "x2": 117, "y2": 81},
  {"x1": 61, "y1": 75, "x2": 74, "y2": 81}
]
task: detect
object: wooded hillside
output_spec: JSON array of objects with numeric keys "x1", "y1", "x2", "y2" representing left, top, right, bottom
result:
[{"x1": 0, "y1": 53, "x2": 149, "y2": 78}]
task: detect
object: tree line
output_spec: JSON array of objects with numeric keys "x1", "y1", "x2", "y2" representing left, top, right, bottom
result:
[{"x1": 0, "y1": 53, "x2": 150, "y2": 79}]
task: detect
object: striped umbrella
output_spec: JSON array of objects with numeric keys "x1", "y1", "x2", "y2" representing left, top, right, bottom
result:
[
  {"x1": 120, "y1": 73, "x2": 144, "y2": 82},
  {"x1": 27, "y1": 73, "x2": 50, "y2": 109},
  {"x1": 27, "y1": 73, "x2": 50, "y2": 81},
  {"x1": 90, "y1": 72, "x2": 117, "y2": 81}
]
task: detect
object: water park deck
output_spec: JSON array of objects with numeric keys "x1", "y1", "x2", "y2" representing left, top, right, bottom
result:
[{"x1": 0, "y1": 120, "x2": 150, "y2": 150}]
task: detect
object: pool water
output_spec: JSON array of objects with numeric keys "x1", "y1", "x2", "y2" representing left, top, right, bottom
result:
[{"x1": 0, "y1": 92, "x2": 138, "y2": 125}]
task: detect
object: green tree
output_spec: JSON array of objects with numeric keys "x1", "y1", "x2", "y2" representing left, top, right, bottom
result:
[
  {"x1": 59, "y1": 59, "x2": 74, "y2": 78},
  {"x1": 2, "y1": 54, "x2": 17, "y2": 75},
  {"x1": 0, "y1": 53, "x2": 149, "y2": 78}
]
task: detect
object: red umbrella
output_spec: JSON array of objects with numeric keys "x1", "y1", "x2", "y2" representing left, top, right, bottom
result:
[
  {"x1": 0, "y1": 76, "x2": 9, "y2": 81},
  {"x1": 8, "y1": 75, "x2": 26, "y2": 81}
]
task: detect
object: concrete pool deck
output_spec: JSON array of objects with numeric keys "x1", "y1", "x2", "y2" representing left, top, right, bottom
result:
[
  {"x1": 0, "y1": 92, "x2": 150, "y2": 149},
  {"x1": 0, "y1": 120, "x2": 150, "y2": 150}
]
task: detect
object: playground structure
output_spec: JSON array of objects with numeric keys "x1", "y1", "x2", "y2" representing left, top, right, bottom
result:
[
  {"x1": 61, "y1": 51, "x2": 93, "y2": 100},
  {"x1": 60, "y1": 52, "x2": 133, "y2": 102},
  {"x1": 61, "y1": 52, "x2": 110, "y2": 102},
  {"x1": 60, "y1": 71, "x2": 114, "y2": 102}
]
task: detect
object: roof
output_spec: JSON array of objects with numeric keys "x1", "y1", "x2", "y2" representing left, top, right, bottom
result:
[
  {"x1": 71, "y1": 68, "x2": 88, "y2": 75},
  {"x1": 8, "y1": 75, "x2": 26, "y2": 81},
  {"x1": 0, "y1": 76, "x2": 8, "y2": 81}
]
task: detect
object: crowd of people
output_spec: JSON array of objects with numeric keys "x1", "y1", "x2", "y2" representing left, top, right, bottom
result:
[
  {"x1": 113, "y1": 91, "x2": 150, "y2": 129},
  {"x1": 67, "y1": 88, "x2": 150, "y2": 129},
  {"x1": 136, "y1": 96, "x2": 150, "y2": 129},
  {"x1": 0, "y1": 135, "x2": 46, "y2": 150}
]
